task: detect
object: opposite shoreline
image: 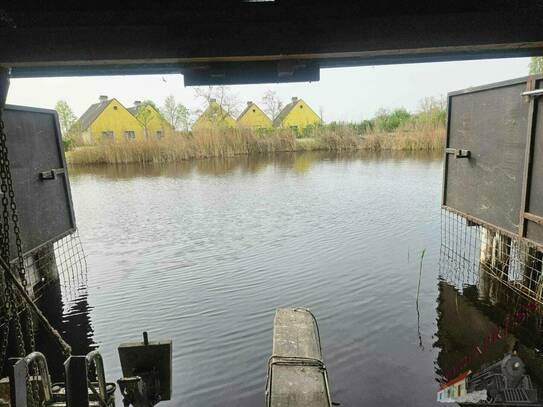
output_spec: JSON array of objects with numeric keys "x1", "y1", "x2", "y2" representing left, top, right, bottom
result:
[{"x1": 67, "y1": 127, "x2": 445, "y2": 166}]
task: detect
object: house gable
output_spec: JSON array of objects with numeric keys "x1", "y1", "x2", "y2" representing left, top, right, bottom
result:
[
  {"x1": 274, "y1": 98, "x2": 321, "y2": 130},
  {"x1": 128, "y1": 102, "x2": 174, "y2": 139},
  {"x1": 87, "y1": 98, "x2": 144, "y2": 143},
  {"x1": 237, "y1": 102, "x2": 272, "y2": 128},
  {"x1": 193, "y1": 100, "x2": 236, "y2": 131}
]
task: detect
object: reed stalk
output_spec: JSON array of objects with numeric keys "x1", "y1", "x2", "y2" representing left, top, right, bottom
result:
[{"x1": 67, "y1": 125, "x2": 445, "y2": 165}]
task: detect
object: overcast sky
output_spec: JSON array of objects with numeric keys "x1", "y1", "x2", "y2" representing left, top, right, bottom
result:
[{"x1": 7, "y1": 57, "x2": 531, "y2": 123}]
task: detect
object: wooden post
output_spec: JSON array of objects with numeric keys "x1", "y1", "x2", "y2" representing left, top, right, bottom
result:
[
  {"x1": 491, "y1": 233, "x2": 511, "y2": 281},
  {"x1": 64, "y1": 356, "x2": 89, "y2": 407},
  {"x1": 479, "y1": 227, "x2": 494, "y2": 300},
  {"x1": 522, "y1": 246, "x2": 542, "y2": 293},
  {"x1": 20, "y1": 243, "x2": 59, "y2": 300}
]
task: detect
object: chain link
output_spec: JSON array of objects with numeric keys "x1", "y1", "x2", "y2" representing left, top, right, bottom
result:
[
  {"x1": 0, "y1": 257, "x2": 9, "y2": 373},
  {"x1": 0, "y1": 111, "x2": 12, "y2": 374}
]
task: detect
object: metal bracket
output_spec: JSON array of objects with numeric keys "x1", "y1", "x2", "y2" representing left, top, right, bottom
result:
[
  {"x1": 521, "y1": 89, "x2": 543, "y2": 98},
  {"x1": 39, "y1": 168, "x2": 65, "y2": 180},
  {"x1": 445, "y1": 148, "x2": 470, "y2": 158}
]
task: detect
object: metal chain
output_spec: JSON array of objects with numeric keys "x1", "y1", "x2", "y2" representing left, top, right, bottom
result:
[
  {"x1": 0, "y1": 111, "x2": 12, "y2": 373},
  {"x1": 0, "y1": 114, "x2": 28, "y2": 289},
  {"x1": 0, "y1": 108, "x2": 37, "y2": 406},
  {"x1": 0, "y1": 258, "x2": 9, "y2": 374}
]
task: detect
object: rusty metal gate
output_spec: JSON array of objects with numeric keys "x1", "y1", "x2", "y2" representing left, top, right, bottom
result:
[{"x1": 443, "y1": 75, "x2": 543, "y2": 249}]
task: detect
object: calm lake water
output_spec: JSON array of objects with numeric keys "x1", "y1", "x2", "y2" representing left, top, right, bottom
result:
[{"x1": 37, "y1": 151, "x2": 542, "y2": 406}]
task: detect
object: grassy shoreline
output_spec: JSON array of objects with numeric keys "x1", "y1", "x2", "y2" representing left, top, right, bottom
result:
[{"x1": 66, "y1": 126, "x2": 445, "y2": 165}]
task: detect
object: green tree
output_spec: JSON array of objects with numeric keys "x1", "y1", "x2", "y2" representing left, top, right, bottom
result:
[
  {"x1": 529, "y1": 57, "x2": 543, "y2": 74},
  {"x1": 161, "y1": 95, "x2": 191, "y2": 131},
  {"x1": 55, "y1": 100, "x2": 77, "y2": 136},
  {"x1": 135, "y1": 100, "x2": 156, "y2": 137},
  {"x1": 374, "y1": 108, "x2": 411, "y2": 132}
]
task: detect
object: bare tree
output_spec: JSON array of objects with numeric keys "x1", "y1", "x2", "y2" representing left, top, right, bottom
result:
[
  {"x1": 161, "y1": 95, "x2": 190, "y2": 131},
  {"x1": 418, "y1": 95, "x2": 446, "y2": 113},
  {"x1": 417, "y1": 95, "x2": 447, "y2": 128},
  {"x1": 261, "y1": 90, "x2": 283, "y2": 120},
  {"x1": 194, "y1": 86, "x2": 241, "y2": 125}
]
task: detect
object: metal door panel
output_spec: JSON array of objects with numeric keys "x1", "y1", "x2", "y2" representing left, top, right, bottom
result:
[
  {"x1": 2, "y1": 105, "x2": 75, "y2": 259},
  {"x1": 443, "y1": 80, "x2": 529, "y2": 234}
]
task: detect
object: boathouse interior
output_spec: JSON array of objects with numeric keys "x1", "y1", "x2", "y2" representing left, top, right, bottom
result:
[{"x1": 1, "y1": 1, "x2": 542, "y2": 80}]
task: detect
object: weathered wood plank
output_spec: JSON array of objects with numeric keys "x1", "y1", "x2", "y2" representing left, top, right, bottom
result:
[
  {"x1": 273, "y1": 308, "x2": 322, "y2": 360},
  {"x1": 267, "y1": 308, "x2": 331, "y2": 407}
]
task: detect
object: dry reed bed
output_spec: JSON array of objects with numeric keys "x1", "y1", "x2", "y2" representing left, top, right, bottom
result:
[{"x1": 67, "y1": 126, "x2": 445, "y2": 165}]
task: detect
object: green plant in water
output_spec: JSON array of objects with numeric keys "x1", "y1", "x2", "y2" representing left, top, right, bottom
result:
[{"x1": 416, "y1": 248, "x2": 426, "y2": 302}]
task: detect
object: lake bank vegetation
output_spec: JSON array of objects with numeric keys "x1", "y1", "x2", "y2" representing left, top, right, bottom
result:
[{"x1": 66, "y1": 96, "x2": 446, "y2": 165}]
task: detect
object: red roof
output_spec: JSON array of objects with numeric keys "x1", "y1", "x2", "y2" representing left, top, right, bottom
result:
[{"x1": 440, "y1": 371, "x2": 471, "y2": 389}]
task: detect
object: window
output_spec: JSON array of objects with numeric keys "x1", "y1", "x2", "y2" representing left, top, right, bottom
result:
[
  {"x1": 300, "y1": 105, "x2": 303, "y2": 109},
  {"x1": 252, "y1": 109, "x2": 256, "y2": 113},
  {"x1": 101, "y1": 131, "x2": 114, "y2": 141},
  {"x1": 124, "y1": 131, "x2": 136, "y2": 141},
  {"x1": 156, "y1": 130, "x2": 163, "y2": 140},
  {"x1": 113, "y1": 105, "x2": 118, "y2": 110}
]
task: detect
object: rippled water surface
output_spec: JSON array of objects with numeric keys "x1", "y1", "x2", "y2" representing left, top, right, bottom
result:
[{"x1": 38, "y1": 152, "x2": 542, "y2": 406}]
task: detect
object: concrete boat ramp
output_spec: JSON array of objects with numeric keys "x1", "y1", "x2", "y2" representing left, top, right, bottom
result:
[{"x1": 266, "y1": 308, "x2": 333, "y2": 407}]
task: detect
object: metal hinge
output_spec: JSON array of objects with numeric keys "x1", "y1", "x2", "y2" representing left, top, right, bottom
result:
[
  {"x1": 445, "y1": 148, "x2": 470, "y2": 158},
  {"x1": 39, "y1": 168, "x2": 65, "y2": 180}
]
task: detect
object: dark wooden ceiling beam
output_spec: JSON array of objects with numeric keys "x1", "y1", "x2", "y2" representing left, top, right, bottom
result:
[{"x1": 1, "y1": 1, "x2": 542, "y2": 77}]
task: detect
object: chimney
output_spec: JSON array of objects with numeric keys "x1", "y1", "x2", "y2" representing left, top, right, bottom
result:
[
  {"x1": 247, "y1": 101, "x2": 253, "y2": 106},
  {"x1": 134, "y1": 100, "x2": 142, "y2": 106},
  {"x1": 99, "y1": 95, "x2": 108, "y2": 103},
  {"x1": 291, "y1": 97, "x2": 298, "y2": 103}
]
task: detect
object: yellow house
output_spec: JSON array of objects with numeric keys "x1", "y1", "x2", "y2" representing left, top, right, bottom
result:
[
  {"x1": 76, "y1": 96, "x2": 144, "y2": 144},
  {"x1": 273, "y1": 97, "x2": 321, "y2": 130},
  {"x1": 237, "y1": 101, "x2": 272, "y2": 129},
  {"x1": 192, "y1": 98, "x2": 236, "y2": 131},
  {"x1": 437, "y1": 371, "x2": 470, "y2": 402},
  {"x1": 128, "y1": 101, "x2": 174, "y2": 139}
]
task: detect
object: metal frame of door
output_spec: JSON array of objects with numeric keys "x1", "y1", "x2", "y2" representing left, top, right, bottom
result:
[{"x1": 442, "y1": 74, "x2": 543, "y2": 250}]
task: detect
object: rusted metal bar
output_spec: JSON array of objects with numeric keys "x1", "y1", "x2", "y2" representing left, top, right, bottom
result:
[
  {"x1": 8, "y1": 358, "x2": 22, "y2": 407},
  {"x1": 86, "y1": 350, "x2": 107, "y2": 403},
  {"x1": 519, "y1": 78, "x2": 538, "y2": 238},
  {"x1": 524, "y1": 212, "x2": 543, "y2": 226}
]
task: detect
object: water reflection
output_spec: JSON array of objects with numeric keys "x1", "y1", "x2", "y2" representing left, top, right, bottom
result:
[
  {"x1": 40, "y1": 151, "x2": 543, "y2": 406},
  {"x1": 436, "y1": 220, "x2": 543, "y2": 404},
  {"x1": 67, "y1": 151, "x2": 445, "y2": 406},
  {"x1": 68, "y1": 150, "x2": 442, "y2": 179},
  {"x1": 37, "y1": 280, "x2": 95, "y2": 380}
]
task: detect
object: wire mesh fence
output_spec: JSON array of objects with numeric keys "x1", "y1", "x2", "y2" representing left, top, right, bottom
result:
[
  {"x1": 0, "y1": 230, "x2": 88, "y2": 330},
  {"x1": 440, "y1": 209, "x2": 543, "y2": 306}
]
